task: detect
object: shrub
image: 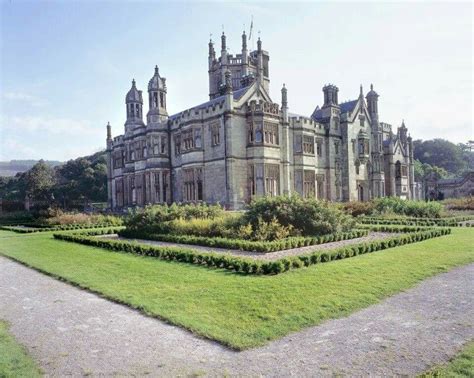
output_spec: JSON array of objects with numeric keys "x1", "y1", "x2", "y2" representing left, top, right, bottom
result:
[
  {"x1": 252, "y1": 216, "x2": 292, "y2": 241},
  {"x1": 372, "y1": 197, "x2": 442, "y2": 218},
  {"x1": 42, "y1": 208, "x2": 123, "y2": 226},
  {"x1": 244, "y1": 195, "x2": 356, "y2": 237},
  {"x1": 442, "y1": 196, "x2": 474, "y2": 211},
  {"x1": 342, "y1": 201, "x2": 375, "y2": 217},
  {"x1": 124, "y1": 203, "x2": 225, "y2": 234}
]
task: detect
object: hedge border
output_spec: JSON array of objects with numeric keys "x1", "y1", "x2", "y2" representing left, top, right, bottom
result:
[
  {"x1": 0, "y1": 223, "x2": 124, "y2": 234},
  {"x1": 53, "y1": 227, "x2": 451, "y2": 275},
  {"x1": 358, "y1": 216, "x2": 474, "y2": 227},
  {"x1": 357, "y1": 224, "x2": 443, "y2": 233},
  {"x1": 117, "y1": 229, "x2": 369, "y2": 253}
]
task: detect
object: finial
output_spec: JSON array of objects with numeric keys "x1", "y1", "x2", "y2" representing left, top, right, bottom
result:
[
  {"x1": 221, "y1": 30, "x2": 226, "y2": 51},
  {"x1": 132, "y1": 79, "x2": 136, "y2": 87},
  {"x1": 283, "y1": 83, "x2": 286, "y2": 88},
  {"x1": 155, "y1": 65, "x2": 159, "y2": 75},
  {"x1": 360, "y1": 84, "x2": 363, "y2": 96},
  {"x1": 370, "y1": 83, "x2": 373, "y2": 90}
]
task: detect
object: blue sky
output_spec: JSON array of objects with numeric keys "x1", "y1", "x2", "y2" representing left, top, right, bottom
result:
[{"x1": 0, "y1": 0, "x2": 472, "y2": 161}]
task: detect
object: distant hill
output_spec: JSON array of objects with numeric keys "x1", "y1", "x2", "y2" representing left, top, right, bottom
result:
[{"x1": 0, "y1": 160, "x2": 62, "y2": 177}]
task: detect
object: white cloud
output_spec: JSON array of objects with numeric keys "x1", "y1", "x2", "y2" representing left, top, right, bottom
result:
[
  {"x1": 0, "y1": 137, "x2": 37, "y2": 160},
  {"x1": 1, "y1": 115, "x2": 96, "y2": 136},
  {"x1": 2, "y1": 91, "x2": 47, "y2": 107}
]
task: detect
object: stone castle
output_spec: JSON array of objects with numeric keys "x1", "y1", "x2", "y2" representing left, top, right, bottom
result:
[{"x1": 106, "y1": 31, "x2": 417, "y2": 210}]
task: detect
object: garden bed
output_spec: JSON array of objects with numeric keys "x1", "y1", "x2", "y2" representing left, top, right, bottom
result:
[
  {"x1": 102, "y1": 231, "x2": 394, "y2": 261},
  {"x1": 117, "y1": 229, "x2": 368, "y2": 253},
  {"x1": 53, "y1": 227, "x2": 451, "y2": 275}
]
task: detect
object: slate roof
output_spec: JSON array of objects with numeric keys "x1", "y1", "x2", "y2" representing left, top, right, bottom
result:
[
  {"x1": 311, "y1": 108, "x2": 323, "y2": 121},
  {"x1": 126, "y1": 80, "x2": 143, "y2": 103},
  {"x1": 339, "y1": 99, "x2": 358, "y2": 114},
  {"x1": 311, "y1": 99, "x2": 358, "y2": 122},
  {"x1": 438, "y1": 177, "x2": 463, "y2": 185}
]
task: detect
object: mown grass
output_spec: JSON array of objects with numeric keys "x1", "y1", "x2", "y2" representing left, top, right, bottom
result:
[
  {"x1": 0, "y1": 229, "x2": 473, "y2": 350},
  {"x1": 0, "y1": 320, "x2": 41, "y2": 377},
  {"x1": 420, "y1": 340, "x2": 474, "y2": 377}
]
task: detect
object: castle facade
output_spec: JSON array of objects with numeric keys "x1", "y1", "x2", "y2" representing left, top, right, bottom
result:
[{"x1": 106, "y1": 31, "x2": 417, "y2": 210}]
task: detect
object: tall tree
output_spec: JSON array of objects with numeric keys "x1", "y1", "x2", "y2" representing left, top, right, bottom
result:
[{"x1": 23, "y1": 160, "x2": 56, "y2": 201}]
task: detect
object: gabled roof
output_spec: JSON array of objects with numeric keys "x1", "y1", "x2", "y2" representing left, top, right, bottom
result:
[{"x1": 233, "y1": 85, "x2": 252, "y2": 101}]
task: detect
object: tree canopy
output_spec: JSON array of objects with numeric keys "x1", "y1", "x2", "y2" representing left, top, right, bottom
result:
[
  {"x1": 0, "y1": 151, "x2": 108, "y2": 207},
  {"x1": 413, "y1": 138, "x2": 472, "y2": 176}
]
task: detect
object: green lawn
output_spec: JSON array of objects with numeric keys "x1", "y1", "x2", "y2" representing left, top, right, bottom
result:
[
  {"x1": 0, "y1": 320, "x2": 41, "y2": 377},
  {"x1": 0, "y1": 229, "x2": 473, "y2": 350},
  {"x1": 421, "y1": 341, "x2": 474, "y2": 377}
]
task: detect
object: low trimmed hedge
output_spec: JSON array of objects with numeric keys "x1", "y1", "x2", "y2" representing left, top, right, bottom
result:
[
  {"x1": 117, "y1": 229, "x2": 369, "y2": 252},
  {"x1": 358, "y1": 216, "x2": 474, "y2": 227},
  {"x1": 53, "y1": 228, "x2": 451, "y2": 275},
  {"x1": 0, "y1": 223, "x2": 123, "y2": 234},
  {"x1": 357, "y1": 224, "x2": 442, "y2": 233}
]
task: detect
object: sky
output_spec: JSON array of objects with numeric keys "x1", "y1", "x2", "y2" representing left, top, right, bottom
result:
[{"x1": 0, "y1": 0, "x2": 472, "y2": 161}]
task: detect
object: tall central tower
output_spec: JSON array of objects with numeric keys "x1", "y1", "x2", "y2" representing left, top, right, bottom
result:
[{"x1": 208, "y1": 32, "x2": 270, "y2": 99}]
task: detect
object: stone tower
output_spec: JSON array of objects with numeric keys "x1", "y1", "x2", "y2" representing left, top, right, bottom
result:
[
  {"x1": 125, "y1": 79, "x2": 145, "y2": 133},
  {"x1": 366, "y1": 84, "x2": 385, "y2": 197},
  {"x1": 208, "y1": 32, "x2": 270, "y2": 99},
  {"x1": 147, "y1": 65, "x2": 168, "y2": 125}
]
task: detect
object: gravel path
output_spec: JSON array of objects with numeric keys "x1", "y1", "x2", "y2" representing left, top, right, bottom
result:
[
  {"x1": 0, "y1": 256, "x2": 472, "y2": 376},
  {"x1": 102, "y1": 231, "x2": 396, "y2": 261}
]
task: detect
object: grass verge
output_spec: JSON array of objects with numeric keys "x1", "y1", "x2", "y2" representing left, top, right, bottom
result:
[
  {"x1": 0, "y1": 320, "x2": 41, "y2": 377},
  {"x1": 420, "y1": 340, "x2": 474, "y2": 377},
  {"x1": 0, "y1": 228, "x2": 473, "y2": 350}
]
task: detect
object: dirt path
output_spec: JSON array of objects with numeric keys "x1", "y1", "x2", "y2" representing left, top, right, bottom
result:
[
  {"x1": 0, "y1": 257, "x2": 472, "y2": 376},
  {"x1": 102, "y1": 231, "x2": 396, "y2": 261}
]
